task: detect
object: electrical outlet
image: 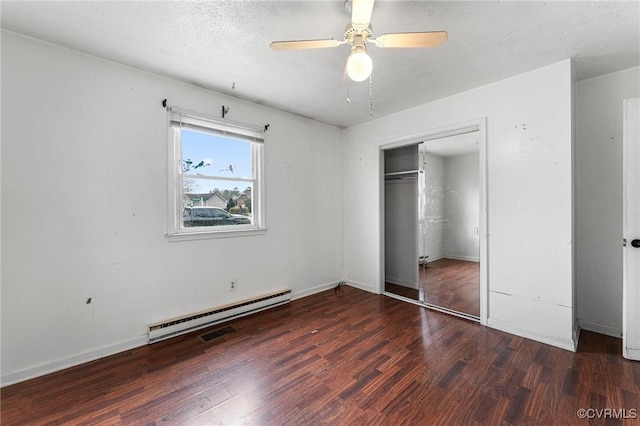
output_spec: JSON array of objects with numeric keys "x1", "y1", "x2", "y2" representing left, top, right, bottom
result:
[{"x1": 229, "y1": 279, "x2": 237, "y2": 292}]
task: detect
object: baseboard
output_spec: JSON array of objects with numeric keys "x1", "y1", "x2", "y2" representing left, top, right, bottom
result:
[
  {"x1": 487, "y1": 318, "x2": 576, "y2": 352},
  {"x1": 346, "y1": 279, "x2": 376, "y2": 294},
  {"x1": 1, "y1": 335, "x2": 148, "y2": 387},
  {"x1": 291, "y1": 281, "x2": 339, "y2": 301},
  {"x1": 573, "y1": 324, "x2": 581, "y2": 352},
  {"x1": 384, "y1": 276, "x2": 418, "y2": 289},
  {"x1": 577, "y1": 319, "x2": 622, "y2": 338},
  {"x1": 424, "y1": 256, "x2": 479, "y2": 263},
  {"x1": 623, "y1": 347, "x2": 640, "y2": 361},
  {"x1": 443, "y1": 255, "x2": 480, "y2": 262}
]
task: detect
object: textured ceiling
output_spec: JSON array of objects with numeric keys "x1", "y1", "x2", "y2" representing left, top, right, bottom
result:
[{"x1": 2, "y1": 1, "x2": 639, "y2": 128}]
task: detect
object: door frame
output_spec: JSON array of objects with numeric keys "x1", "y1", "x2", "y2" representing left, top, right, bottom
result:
[
  {"x1": 623, "y1": 97, "x2": 640, "y2": 360},
  {"x1": 378, "y1": 117, "x2": 488, "y2": 325}
]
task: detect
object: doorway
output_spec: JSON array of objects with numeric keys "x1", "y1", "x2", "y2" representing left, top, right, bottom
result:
[{"x1": 382, "y1": 120, "x2": 487, "y2": 323}]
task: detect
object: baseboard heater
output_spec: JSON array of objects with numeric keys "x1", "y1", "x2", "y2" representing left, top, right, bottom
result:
[{"x1": 148, "y1": 289, "x2": 292, "y2": 343}]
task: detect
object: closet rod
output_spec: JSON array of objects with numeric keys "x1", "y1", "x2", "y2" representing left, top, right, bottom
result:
[
  {"x1": 384, "y1": 170, "x2": 419, "y2": 177},
  {"x1": 385, "y1": 175, "x2": 418, "y2": 181}
]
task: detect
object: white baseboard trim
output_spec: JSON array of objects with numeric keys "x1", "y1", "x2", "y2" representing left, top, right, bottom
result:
[
  {"x1": 487, "y1": 318, "x2": 576, "y2": 352},
  {"x1": 1, "y1": 335, "x2": 148, "y2": 387},
  {"x1": 346, "y1": 279, "x2": 376, "y2": 294},
  {"x1": 443, "y1": 255, "x2": 480, "y2": 262},
  {"x1": 384, "y1": 276, "x2": 418, "y2": 289},
  {"x1": 577, "y1": 319, "x2": 622, "y2": 338},
  {"x1": 573, "y1": 324, "x2": 581, "y2": 351},
  {"x1": 623, "y1": 347, "x2": 640, "y2": 361},
  {"x1": 291, "y1": 281, "x2": 338, "y2": 300}
]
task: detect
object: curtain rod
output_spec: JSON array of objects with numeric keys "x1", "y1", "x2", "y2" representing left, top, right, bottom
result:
[{"x1": 162, "y1": 99, "x2": 270, "y2": 133}]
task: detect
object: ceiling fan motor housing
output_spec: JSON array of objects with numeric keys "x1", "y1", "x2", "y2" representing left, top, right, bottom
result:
[{"x1": 344, "y1": 25, "x2": 373, "y2": 45}]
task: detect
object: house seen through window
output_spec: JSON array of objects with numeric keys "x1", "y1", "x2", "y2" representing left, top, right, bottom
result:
[{"x1": 167, "y1": 109, "x2": 265, "y2": 238}]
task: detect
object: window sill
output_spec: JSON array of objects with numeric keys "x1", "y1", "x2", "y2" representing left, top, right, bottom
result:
[{"x1": 166, "y1": 227, "x2": 266, "y2": 242}]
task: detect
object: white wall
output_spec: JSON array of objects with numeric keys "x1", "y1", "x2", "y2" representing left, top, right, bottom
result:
[
  {"x1": 0, "y1": 31, "x2": 344, "y2": 385},
  {"x1": 344, "y1": 60, "x2": 575, "y2": 350},
  {"x1": 443, "y1": 153, "x2": 479, "y2": 261},
  {"x1": 575, "y1": 66, "x2": 640, "y2": 337}
]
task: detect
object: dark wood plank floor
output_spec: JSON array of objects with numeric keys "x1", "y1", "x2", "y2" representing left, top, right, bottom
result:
[
  {"x1": 385, "y1": 281, "x2": 420, "y2": 300},
  {"x1": 386, "y1": 258, "x2": 480, "y2": 317},
  {"x1": 422, "y1": 258, "x2": 480, "y2": 317},
  {"x1": 2, "y1": 286, "x2": 639, "y2": 425}
]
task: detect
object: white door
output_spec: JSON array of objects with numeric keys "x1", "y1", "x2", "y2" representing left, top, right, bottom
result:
[{"x1": 623, "y1": 97, "x2": 640, "y2": 361}]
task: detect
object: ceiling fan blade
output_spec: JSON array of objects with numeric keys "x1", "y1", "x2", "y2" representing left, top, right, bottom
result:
[
  {"x1": 351, "y1": 0, "x2": 375, "y2": 29},
  {"x1": 270, "y1": 39, "x2": 342, "y2": 51},
  {"x1": 373, "y1": 31, "x2": 448, "y2": 48}
]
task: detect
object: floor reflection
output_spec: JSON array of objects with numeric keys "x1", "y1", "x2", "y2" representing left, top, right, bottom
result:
[{"x1": 386, "y1": 258, "x2": 480, "y2": 317}]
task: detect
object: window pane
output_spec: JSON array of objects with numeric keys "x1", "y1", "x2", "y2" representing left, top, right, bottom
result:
[
  {"x1": 182, "y1": 206, "x2": 251, "y2": 228},
  {"x1": 183, "y1": 178, "x2": 253, "y2": 227},
  {"x1": 168, "y1": 111, "x2": 264, "y2": 239},
  {"x1": 181, "y1": 129, "x2": 252, "y2": 179}
]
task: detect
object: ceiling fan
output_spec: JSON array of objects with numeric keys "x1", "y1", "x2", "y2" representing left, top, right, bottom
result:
[{"x1": 269, "y1": 0, "x2": 448, "y2": 82}]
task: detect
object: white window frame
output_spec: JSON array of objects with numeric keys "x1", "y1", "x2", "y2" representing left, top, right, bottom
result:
[{"x1": 166, "y1": 107, "x2": 266, "y2": 241}]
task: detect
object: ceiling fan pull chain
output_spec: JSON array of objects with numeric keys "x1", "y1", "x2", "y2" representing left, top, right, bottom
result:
[
  {"x1": 346, "y1": 82, "x2": 351, "y2": 103},
  {"x1": 369, "y1": 73, "x2": 373, "y2": 120}
]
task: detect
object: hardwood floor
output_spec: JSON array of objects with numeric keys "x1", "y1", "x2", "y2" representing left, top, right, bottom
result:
[
  {"x1": 386, "y1": 258, "x2": 480, "y2": 317},
  {"x1": 422, "y1": 258, "x2": 480, "y2": 317},
  {"x1": 385, "y1": 281, "x2": 419, "y2": 300},
  {"x1": 2, "y1": 286, "x2": 639, "y2": 425}
]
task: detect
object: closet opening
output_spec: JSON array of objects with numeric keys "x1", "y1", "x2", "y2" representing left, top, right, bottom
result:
[{"x1": 381, "y1": 119, "x2": 487, "y2": 323}]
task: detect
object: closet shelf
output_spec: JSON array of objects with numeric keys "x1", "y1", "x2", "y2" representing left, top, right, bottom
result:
[{"x1": 384, "y1": 170, "x2": 420, "y2": 177}]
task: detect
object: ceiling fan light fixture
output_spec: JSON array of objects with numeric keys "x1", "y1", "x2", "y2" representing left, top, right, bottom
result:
[
  {"x1": 270, "y1": 0, "x2": 448, "y2": 85},
  {"x1": 346, "y1": 46, "x2": 373, "y2": 82}
]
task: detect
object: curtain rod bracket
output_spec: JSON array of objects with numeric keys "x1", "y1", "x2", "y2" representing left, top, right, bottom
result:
[{"x1": 168, "y1": 103, "x2": 266, "y2": 134}]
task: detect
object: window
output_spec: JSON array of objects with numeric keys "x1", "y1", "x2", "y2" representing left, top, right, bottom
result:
[{"x1": 167, "y1": 108, "x2": 265, "y2": 240}]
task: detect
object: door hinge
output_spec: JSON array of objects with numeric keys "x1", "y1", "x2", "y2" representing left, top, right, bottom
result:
[{"x1": 623, "y1": 238, "x2": 627, "y2": 247}]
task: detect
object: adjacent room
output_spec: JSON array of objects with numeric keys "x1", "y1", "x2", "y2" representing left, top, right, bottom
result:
[{"x1": 1, "y1": 1, "x2": 639, "y2": 424}]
